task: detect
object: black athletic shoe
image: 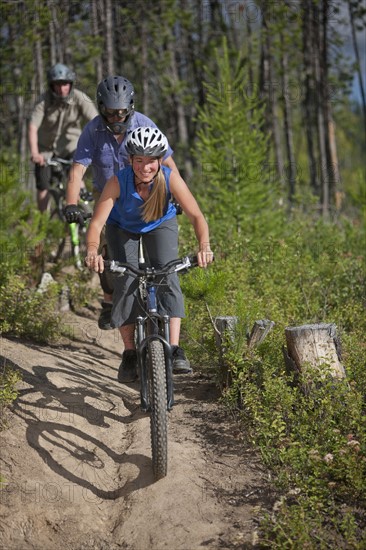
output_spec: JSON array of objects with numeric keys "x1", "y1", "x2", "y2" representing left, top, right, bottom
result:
[
  {"x1": 118, "y1": 350, "x2": 138, "y2": 383},
  {"x1": 172, "y1": 346, "x2": 192, "y2": 374},
  {"x1": 98, "y1": 302, "x2": 113, "y2": 330}
]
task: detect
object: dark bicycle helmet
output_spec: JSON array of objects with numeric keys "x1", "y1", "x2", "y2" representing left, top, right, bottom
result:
[
  {"x1": 96, "y1": 76, "x2": 135, "y2": 134},
  {"x1": 126, "y1": 127, "x2": 168, "y2": 158},
  {"x1": 47, "y1": 63, "x2": 76, "y2": 100}
]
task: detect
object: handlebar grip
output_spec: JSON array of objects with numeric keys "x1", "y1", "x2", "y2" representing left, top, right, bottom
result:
[
  {"x1": 78, "y1": 211, "x2": 92, "y2": 227},
  {"x1": 187, "y1": 253, "x2": 214, "y2": 267},
  {"x1": 188, "y1": 254, "x2": 199, "y2": 267}
]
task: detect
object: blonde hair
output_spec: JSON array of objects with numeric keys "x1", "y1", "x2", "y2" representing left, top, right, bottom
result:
[{"x1": 141, "y1": 166, "x2": 167, "y2": 222}]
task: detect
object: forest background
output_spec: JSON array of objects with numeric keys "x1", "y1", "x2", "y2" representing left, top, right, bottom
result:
[
  {"x1": 1, "y1": 1, "x2": 366, "y2": 548},
  {"x1": 1, "y1": 0, "x2": 365, "y2": 212}
]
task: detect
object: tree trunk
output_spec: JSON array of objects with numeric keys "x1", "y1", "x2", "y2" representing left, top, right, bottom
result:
[
  {"x1": 48, "y1": 0, "x2": 57, "y2": 66},
  {"x1": 260, "y1": 14, "x2": 284, "y2": 184},
  {"x1": 105, "y1": 0, "x2": 114, "y2": 75},
  {"x1": 91, "y1": 0, "x2": 103, "y2": 82},
  {"x1": 349, "y1": 0, "x2": 366, "y2": 140},
  {"x1": 280, "y1": 42, "x2": 296, "y2": 202},
  {"x1": 141, "y1": 20, "x2": 149, "y2": 115},
  {"x1": 321, "y1": 0, "x2": 341, "y2": 213},
  {"x1": 313, "y1": 1, "x2": 329, "y2": 216},
  {"x1": 60, "y1": 0, "x2": 70, "y2": 64},
  {"x1": 34, "y1": 37, "x2": 44, "y2": 97},
  {"x1": 246, "y1": 17, "x2": 254, "y2": 98},
  {"x1": 302, "y1": 0, "x2": 320, "y2": 197},
  {"x1": 168, "y1": 38, "x2": 193, "y2": 179},
  {"x1": 327, "y1": 115, "x2": 342, "y2": 210}
]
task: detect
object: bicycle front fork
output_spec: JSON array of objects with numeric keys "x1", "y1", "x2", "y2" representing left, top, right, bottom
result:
[{"x1": 136, "y1": 315, "x2": 174, "y2": 412}]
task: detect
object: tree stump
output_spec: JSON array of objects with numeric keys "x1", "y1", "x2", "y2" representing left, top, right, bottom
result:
[
  {"x1": 284, "y1": 323, "x2": 345, "y2": 382},
  {"x1": 214, "y1": 316, "x2": 238, "y2": 349},
  {"x1": 247, "y1": 319, "x2": 275, "y2": 348},
  {"x1": 214, "y1": 316, "x2": 238, "y2": 388}
]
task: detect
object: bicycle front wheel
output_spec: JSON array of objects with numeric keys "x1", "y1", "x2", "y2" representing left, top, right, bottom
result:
[{"x1": 147, "y1": 339, "x2": 168, "y2": 481}]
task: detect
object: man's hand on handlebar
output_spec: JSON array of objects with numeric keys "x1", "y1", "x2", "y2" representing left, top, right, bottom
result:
[
  {"x1": 30, "y1": 153, "x2": 45, "y2": 165},
  {"x1": 64, "y1": 204, "x2": 84, "y2": 224}
]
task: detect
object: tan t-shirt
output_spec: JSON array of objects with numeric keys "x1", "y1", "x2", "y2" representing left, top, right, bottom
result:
[{"x1": 29, "y1": 89, "x2": 98, "y2": 157}]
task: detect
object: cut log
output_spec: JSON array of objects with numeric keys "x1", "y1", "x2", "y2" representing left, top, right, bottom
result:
[
  {"x1": 285, "y1": 323, "x2": 345, "y2": 380},
  {"x1": 214, "y1": 316, "x2": 238, "y2": 349},
  {"x1": 247, "y1": 319, "x2": 275, "y2": 348}
]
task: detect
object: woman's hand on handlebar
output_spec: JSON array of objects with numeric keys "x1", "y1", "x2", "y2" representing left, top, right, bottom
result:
[
  {"x1": 85, "y1": 252, "x2": 105, "y2": 273},
  {"x1": 197, "y1": 245, "x2": 214, "y2": 268}
]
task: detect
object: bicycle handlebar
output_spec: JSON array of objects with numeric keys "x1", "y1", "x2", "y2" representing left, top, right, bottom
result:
[
  {"x1": 104, "y1": 255, "x2": 199, "y2": 278},
  {"x1": 63, "y1": 208, "x2": 93, "y2": 226},
  {"x1": 46, "y1": 157, "x2": 73, "y2": 167}
]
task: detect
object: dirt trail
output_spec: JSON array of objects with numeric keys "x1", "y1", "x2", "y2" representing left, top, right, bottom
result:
[{"x1": 0, "y1": 309, "x2": 272, "y2": 550}]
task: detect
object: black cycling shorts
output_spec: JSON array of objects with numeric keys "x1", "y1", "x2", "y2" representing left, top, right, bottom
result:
[{"x1": 34, "y1": 163, "x2": 52, "y2": 191}]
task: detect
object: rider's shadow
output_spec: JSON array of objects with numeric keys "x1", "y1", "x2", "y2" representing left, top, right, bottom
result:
[{"x1": 1, "y1": 350, "x2": 155, "y2": 497}]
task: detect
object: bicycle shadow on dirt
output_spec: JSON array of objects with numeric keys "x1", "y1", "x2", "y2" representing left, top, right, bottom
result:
[{"x1": 1, "y1": 349, "x2": 156, "y2": 498}]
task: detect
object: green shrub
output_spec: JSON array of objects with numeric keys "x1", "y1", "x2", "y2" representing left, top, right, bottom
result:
[
  {"x1": 181, "y1": 211, "x2": 365, "y2": 546},
  {"x1": 0, "y1": 364, "x2": 20, "y2": 414},
  {"x1": 0, "y1": 274, "x2": 62, "y2": 343}
]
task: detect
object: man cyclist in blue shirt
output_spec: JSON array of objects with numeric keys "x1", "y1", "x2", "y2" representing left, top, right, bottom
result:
[{"x1": 65, "y1": 75, "x2": 179, "y2": 332}]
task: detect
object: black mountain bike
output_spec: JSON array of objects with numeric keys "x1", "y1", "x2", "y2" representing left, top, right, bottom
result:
[
  {"x1": 106, "y1": 253, "x2": 199, "y2": 481},
  {"x1": 47, "y1": 156, "x2": 93, "y2": 268}
]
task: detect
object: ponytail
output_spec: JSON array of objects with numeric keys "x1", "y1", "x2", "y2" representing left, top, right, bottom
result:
[{"x1": 141, "y1": 166, "x2": 167, "y2": 222}]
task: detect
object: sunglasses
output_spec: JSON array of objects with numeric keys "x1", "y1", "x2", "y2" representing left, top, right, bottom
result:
[
  {"x1": 52, "y1": 81, "x2": 72, "y2": 86},
  {"x1": 102, "y1": 107, "x2": 129, "y2": 119}
]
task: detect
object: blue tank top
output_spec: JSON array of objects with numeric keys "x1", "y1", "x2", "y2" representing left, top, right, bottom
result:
[{"x1": 106, "y1": 165, "x2": 177, "y2": 233}]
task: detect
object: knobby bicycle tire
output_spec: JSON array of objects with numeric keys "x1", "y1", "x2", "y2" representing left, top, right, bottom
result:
[
  {"x1": 147, "y1": 339, "x2": 168, "y2": 480},
  {"x1": 47, "y1": 190, "x2": 67, "y2": 262},
  {"x1": 48, "y1": 189, "x2": 91, "y2": 268}
]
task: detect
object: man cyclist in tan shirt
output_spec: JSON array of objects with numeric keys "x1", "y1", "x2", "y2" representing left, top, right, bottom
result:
[{"x1": 28, "y1": 63, "x2": 98, "y2": 212}]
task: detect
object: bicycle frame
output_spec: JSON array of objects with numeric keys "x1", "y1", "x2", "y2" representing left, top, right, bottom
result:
[
  {"x1": 108, "y1": 255, "x2": 196, "y2": 412},
  {"x1": 136, "y1": 282, "x2": 174, "y2": 412},
  {"x1": 47, "y1": 157, "x2": 93, "y2": 268}
]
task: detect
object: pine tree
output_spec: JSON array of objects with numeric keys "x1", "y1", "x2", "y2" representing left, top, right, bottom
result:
[{"x1": 193, "y1": 37, "x2": 280, "y2": 241}]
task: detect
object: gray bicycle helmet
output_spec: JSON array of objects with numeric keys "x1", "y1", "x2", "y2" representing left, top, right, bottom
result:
[
  {"x1": 126, "y1": 127, "x2": 168, "y2": 157},
  {"x1": 47, "y1": 63, "x2": 75, "y2": 100},
  {"x1": 96, "y1": 76, "x2": 135, "y2": 134}
]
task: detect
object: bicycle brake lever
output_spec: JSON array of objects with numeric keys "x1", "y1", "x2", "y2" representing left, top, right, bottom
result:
[{"x1": 109, "y1": 260, "x2": 127, "y2": 274}]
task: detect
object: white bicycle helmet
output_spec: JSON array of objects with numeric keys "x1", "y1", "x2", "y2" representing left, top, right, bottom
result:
[{"x1": 126, "y1": 127, "x2": 168, "y2": 157}]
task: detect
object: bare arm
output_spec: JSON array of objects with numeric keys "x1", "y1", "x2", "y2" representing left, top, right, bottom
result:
[
  {"x1": 85, "y1": 175, "x2": 120, "y2": 272},
  {"x1": 28, "y1": 123, "x2": 45, "y2": 165},
  {"x1": 169, "y1": 171, "x2": 213, "y2": 267},
  {"x1": 162, "y1": 155, "x2": 180, "y2": 175},
  {"x1": 66, "y1": 162, "x2": 88, "y2": 204}
]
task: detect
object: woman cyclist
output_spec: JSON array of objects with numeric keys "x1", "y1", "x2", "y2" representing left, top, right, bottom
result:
[{"x1": 85, "y1": 126, "x2": 213, "y2": 383}]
